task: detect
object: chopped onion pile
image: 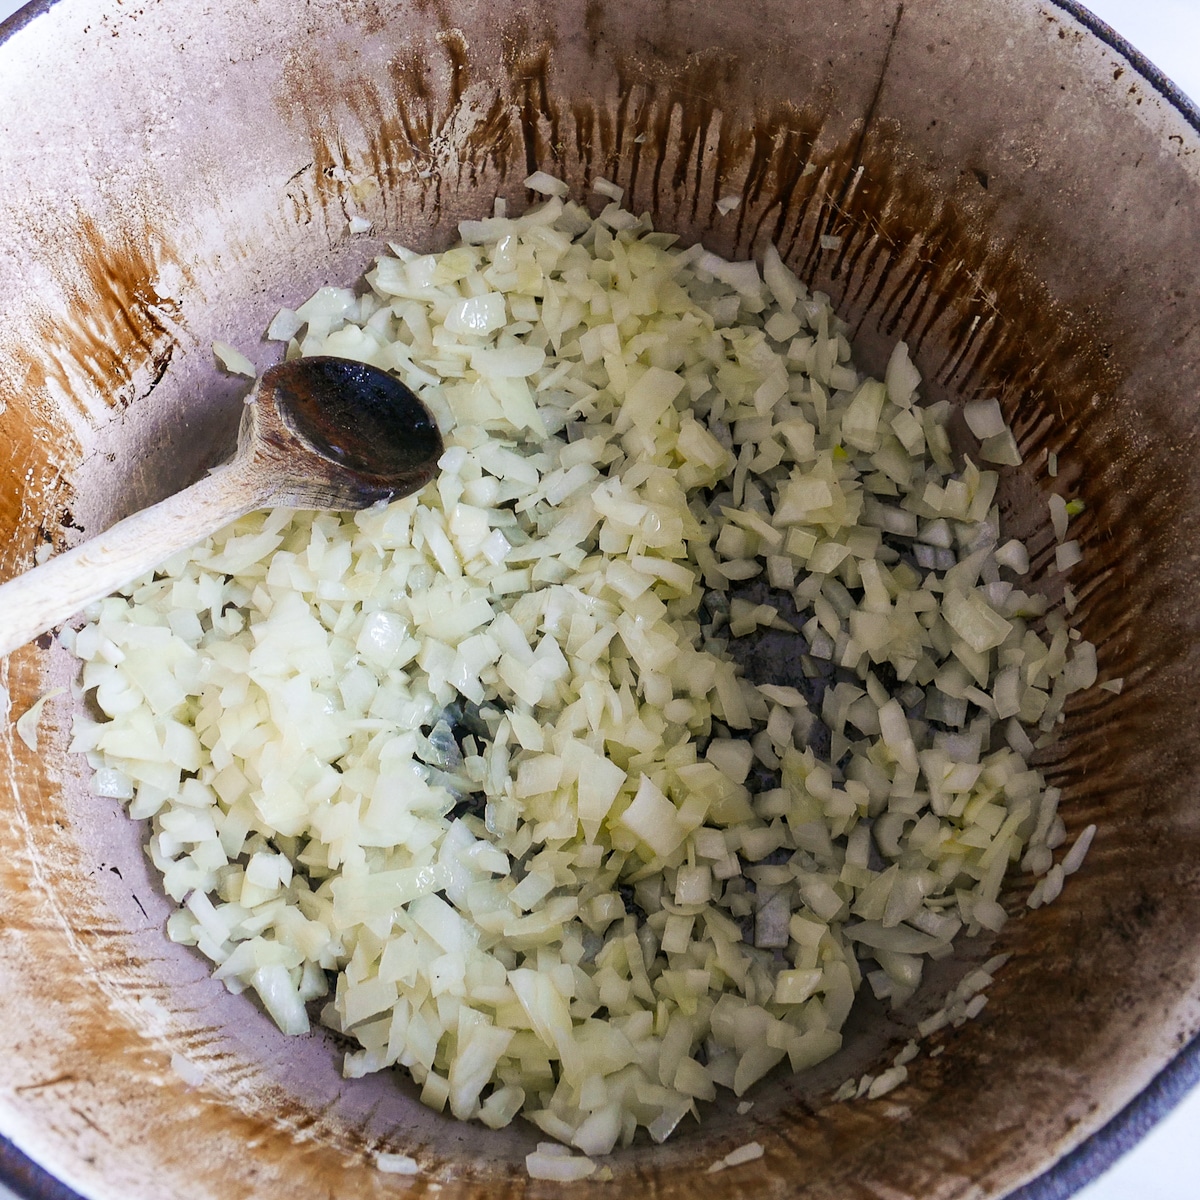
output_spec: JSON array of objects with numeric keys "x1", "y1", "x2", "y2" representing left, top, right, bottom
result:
[{"x1": 68, "y1": 177, "x2": 1099, "y2": 1154}]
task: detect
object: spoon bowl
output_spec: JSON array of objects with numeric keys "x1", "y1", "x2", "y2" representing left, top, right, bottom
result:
[
  {"x1": 0, "y1": 355, "x2": 442, "y2": 658},
  {"x1": 256, "y1": 356, "x2": 444, "y2": 509}
]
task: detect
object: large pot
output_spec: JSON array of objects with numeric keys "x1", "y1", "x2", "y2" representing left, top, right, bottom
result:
[{"x1": 1, "y1": 1, "x2": 1199, "y2": 1197}]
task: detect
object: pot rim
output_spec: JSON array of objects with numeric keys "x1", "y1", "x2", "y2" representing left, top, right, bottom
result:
[{"x1": 0, "y1": 2, "x2": 1197, "y2": 1198}]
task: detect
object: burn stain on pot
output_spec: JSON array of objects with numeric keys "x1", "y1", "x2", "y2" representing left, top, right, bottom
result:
[
  {"x1": 282, "y1": 49, "x2": 411, "y2": 227},
  {"x1": 735, "y1": 109, "x2": 828, "y2": 246},
  {"x1": 24, "y1": 212, "x2": 185, "y2": 418},
  {"x1": 612, "y1": 76, "x2": 655, "y2": 200},
  {"x1": 281, "y1": 32, "x2": 525, "y2": 230},
  {"x1": 384, "y1": 49, "x2": 441, "y2": 166},
  {"x1": 0, "y1": 211, "x2": 186, "y2": 566},
  {"x1": 13, "y1": 1073, "x2": 78, "y2": 1095},
  {"x1": 630, "y1": 54, "x2": 756, "y2": 220},
  {"x1": 36, "y1": 1000, "x2": 414, "y2": 1197},
  {"x1": 652, "y1": 59, "x2": 736, "y2": 222},
  {"x1": 817, "y1": 1, "x2": 906, "y2": 248},
  {"x1": 57, "y1": 505, "x2": 83, "y2": 533},
  {"x1": 506, "y1": 39, "x2": 564, "y2": 180},
  {"x1": 0, "y1": 399, "x2": 77, "y2": 572},
  {"x1": 584, "y1": 0, "x2": 605, "y2": 55},
  {"x1": 1103, "y1": 887, "x2": 1162, "y2": 949},
  {"x1": 333, "y1": 0, "x2": 390, "y2": 37},
  {"x1": 440, "y1": 27, "x2": 469, "y2": 110},
  {"x1": 570, "y1": 99, "x2": 599, "y2": 181}
]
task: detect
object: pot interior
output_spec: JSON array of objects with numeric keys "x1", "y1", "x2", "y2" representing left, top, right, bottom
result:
[{"x1": 1, "y1": 1, "x2": 1200, "y2": 1198}]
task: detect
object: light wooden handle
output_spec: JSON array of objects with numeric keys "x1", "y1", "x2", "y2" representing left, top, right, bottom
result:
[{"x1": 0, "y1": 458, "x2": 270, "y2": 658}]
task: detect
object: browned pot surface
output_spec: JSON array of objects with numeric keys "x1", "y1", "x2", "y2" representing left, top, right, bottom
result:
[{"x1": 1, "y1": 1, "x2": 1199, "y2": 1197}]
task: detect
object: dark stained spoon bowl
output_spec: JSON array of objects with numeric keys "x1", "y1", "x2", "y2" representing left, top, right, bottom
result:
[{"x1": 265, "y1": 356, "x2": 444, "y2": 506}]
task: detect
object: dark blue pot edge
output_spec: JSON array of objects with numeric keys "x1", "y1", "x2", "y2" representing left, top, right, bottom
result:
[
  {"x1": 1007, "y1": 1025, "x2": 1200, "y2": 1200},
  {"x1": 1053, "y1": 0, "x2": 1200, "y2": 127},
  {"x1": 0, "y1": 0, "x2": 59, "y2": 39},
  {"x1": 0, "y1": 1138, "x2": 83, "y2": 1200}
]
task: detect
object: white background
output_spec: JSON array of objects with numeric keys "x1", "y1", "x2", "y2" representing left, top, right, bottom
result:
[{"x1": 0, "y1": 0, "x2": 1198, "y2": 1198}]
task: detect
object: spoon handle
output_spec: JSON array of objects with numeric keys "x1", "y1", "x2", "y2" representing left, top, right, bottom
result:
[{"x1": 0, "y1": 458, "x2": 270, "y2": 658}]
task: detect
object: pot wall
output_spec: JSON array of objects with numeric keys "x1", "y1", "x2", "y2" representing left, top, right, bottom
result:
[{"x1": 1, "y1": 2, "x2": 1199, "y2": 1197}]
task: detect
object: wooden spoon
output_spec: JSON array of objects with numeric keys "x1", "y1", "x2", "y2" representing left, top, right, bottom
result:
[{"x1": 0, "y1": 356, "x2": 443, "y2": 657}]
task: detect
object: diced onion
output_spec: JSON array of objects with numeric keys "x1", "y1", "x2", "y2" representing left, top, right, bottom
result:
[{"x1": 72, "y1": 174, "x2": 1100, "y2": 1164}]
